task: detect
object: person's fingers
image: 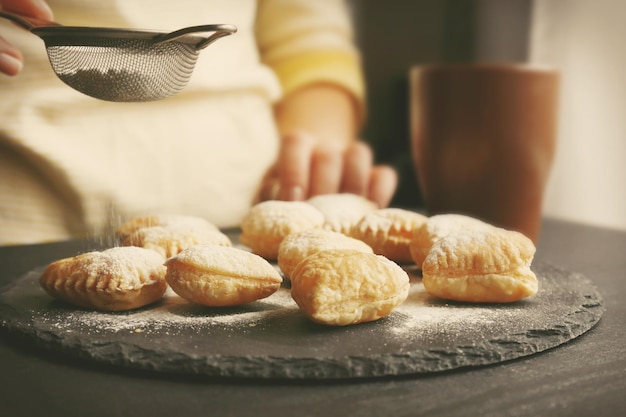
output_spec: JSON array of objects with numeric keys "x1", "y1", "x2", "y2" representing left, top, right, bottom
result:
[
  {"x1": 309, "y1": 142, "x2": 343, "y2": 196},
  {"x1": 254, "y1": 164, "x2": 280, "y2": 202},
  {"x1": 0, "y1": 37, "x2": 22, "y2": 75},
  {"x1": 368, "y1": 165, "x2": 398, "y2": 208},
  {"x1": 260, "y1": 133, "x2": 397, "y2": 207},
  {"x1": 1, "y1": 0, "x2": 53, "y2": 76},
  {"x1": 1, "y1": 0, "x2": 54, "y2": 20},
  {"x1": 0, "y1": 51, "x2": 21, "y2": 75},
  {"x1": 278, "y1": 132, "x2": 315, "y2": 201},
  {"x1": 340, "y1": 141, "x2": 373, "y2": 196}
]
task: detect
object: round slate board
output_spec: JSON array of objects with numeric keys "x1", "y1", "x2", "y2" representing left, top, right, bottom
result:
[{"x1": 0, "y1": 261, "x2": 604, "y2": 379}]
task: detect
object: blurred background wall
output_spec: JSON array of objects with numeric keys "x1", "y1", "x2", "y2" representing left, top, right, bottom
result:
[
  {"x1": 350, "y1": 0, "x2": 626, "y2": 231},
  {"x1": 530, "y1": 0, "x2": 626, "y2": 231}
]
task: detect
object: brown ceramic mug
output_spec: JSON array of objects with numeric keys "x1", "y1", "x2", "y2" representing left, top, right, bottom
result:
[{"x1": 410, "y1": 64, "x2": 560, "y2": 242}]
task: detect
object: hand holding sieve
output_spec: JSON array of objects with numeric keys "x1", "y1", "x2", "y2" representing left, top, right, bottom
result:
[{"x1": 0, "y1": 10, "x2": 237, "y2": 102}]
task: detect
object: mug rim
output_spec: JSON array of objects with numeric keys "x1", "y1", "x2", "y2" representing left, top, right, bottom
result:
[{"x1": 409, "y1": 62, "x2": 559, "y2": 75}]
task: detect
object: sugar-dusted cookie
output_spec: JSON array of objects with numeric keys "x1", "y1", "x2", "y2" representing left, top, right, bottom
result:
[
  {"x1": 277, "y1": 229, "x2": 373, "y2": 280},
  {"x1": 39, "y1": 246, "x2": 168, "y2": 311},
  {"x1": 122, "y1": 226, "x2": 231, "y2": 259},
  {"x1": 239, "y1": 200, "x2": 325, "y2": 260},
  {"x1": 290, "y1": 249, "x2": 410, "y2": 326},
  {"x1": 116, "y1": 214, "x2": 218, "y2": 239},
  {"x1": 306, "y1": 193, "x2": 378, "y2": 234},
  {"x1": 165, "y1": 244, "x2": 283, "y2": 307},
  {"x1": 409, "y1": 213, "x2": 491, "y2": 268},
  {"x1": 350, "y1": 208, "x2": 428, "y2": 263},
  {"x1": 421, "y1": 227, "x2": 538, "y2": 303}
]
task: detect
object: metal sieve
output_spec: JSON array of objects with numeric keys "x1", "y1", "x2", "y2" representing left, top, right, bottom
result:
[{"x1": 1, "y1": 10, "x2": 236, "y2": 102}]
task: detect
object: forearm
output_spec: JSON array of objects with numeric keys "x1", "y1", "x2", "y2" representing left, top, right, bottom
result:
[{"x1": 274, "y1": 82, "x2": 361, "y2": 149}]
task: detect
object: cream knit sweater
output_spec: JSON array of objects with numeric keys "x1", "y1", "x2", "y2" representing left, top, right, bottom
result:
[{"x1": 0, "y1": 0, "x2": 364, "y2": 244}]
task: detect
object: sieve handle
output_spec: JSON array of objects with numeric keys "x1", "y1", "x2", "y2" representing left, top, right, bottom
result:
[
  {"x1": 152, "y1": 24, "x2": 237, "y2": 50},
  {"x1": 0, "y1": 10, "x2": 61, "y2": 30}
]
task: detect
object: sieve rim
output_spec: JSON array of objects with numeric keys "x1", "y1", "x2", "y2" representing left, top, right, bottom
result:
[{"x1": 31, "y1": 26, "x2": 224, "y2": 48}]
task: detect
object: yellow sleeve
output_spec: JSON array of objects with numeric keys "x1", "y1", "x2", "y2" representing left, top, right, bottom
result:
[{"x1": 255, "y1": 0, "x2": 365, "y2": 105}]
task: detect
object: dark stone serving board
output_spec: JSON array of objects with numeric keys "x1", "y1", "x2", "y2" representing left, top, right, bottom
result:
[{"x1": 0, "y1": 261, "x2": 604, "y2": 379}]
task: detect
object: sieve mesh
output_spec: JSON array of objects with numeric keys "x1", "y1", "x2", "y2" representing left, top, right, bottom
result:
[{"x1": 45, "y1": 38, "x2": 200, "y2": 102}]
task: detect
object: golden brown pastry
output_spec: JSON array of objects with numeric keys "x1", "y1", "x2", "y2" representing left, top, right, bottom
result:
[
  {"x1": 306, "y1": 193, "x2": 378, "y2": 234},
  {"x1": 350, "y1": 208, "x2": 428, "y2": 263},
  {"x1": 290, "y1": 249, "x2": 410, "y2": 326},
  {"x1": 116, "y1": 214, "x2": 229, "y2": 258},
  {"x1": 39, "y1": 246, "x2": 168, "y2": 311},
  {"x1": 239, "y1": 200, "x2": 325, "y2": 260},
  {"x1": 421, "y1": 227, "x2": 538, "y2": 303},
  {"x1": 116, "y1": 214, "x2": 218, "y2": 240},
  {"x1": 277, "y1": 229, "x2": 373, "y2": 280},
  {"x1": 122, "y1": 225, "x2": 231, "y2": 259},
  {"x1": 165, "y1": 244, "x2": 283, "y2": 307},
  {"x1": 409, "y1": 213, "x2": 491, "y2": 268}
]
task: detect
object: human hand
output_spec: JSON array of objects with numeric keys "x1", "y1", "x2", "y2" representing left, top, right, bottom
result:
[
  {"x1": 0, "y1": 0, "x2": 53, "y2": 75},
  {"x1": 256, "y1": 132, "x2": 398, "y2": 208}
]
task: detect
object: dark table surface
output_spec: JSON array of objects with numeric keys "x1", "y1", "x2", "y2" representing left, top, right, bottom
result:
[{"x1": 1, "y1": 218, "x2": 625, "y2": 417}]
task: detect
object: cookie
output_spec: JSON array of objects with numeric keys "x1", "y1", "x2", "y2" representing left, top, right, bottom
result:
[
  {"x1": 290, "y1": 249, "x2": 410, "y2": 326},
  {"x1": 277, "y1": 229, "x2": 373, "y2": 280},
  {"x1": 306, "y1": 193, "x2": 377, "y2": 234},
  {"x1": 116, "y1": 214, "x2": 230, "y2": 258},
  {"x1": 421, "y1": 227, "x2": 538, "y2": 303},
  {"x1": 116, "y1": 214, "x2": 218, "y2": 239},
  {"x1": 239, "y1": 200, "x2": 325, "y2": 260},
  {"x1": 165, "y1": 244, "x2": 283, "y2": 307},
  {"x1": 39, "y1": 246, "x2": 168, "y2": 311},
  {"x1": 409, "y1": 213, "x2": 491, "y2": 268},
  {"x1": 122, "y1": 225, "x2": 231, "y2": 259},
  {"x1": 350, "y1": 208, "x2": 428, "y2": 263}
]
